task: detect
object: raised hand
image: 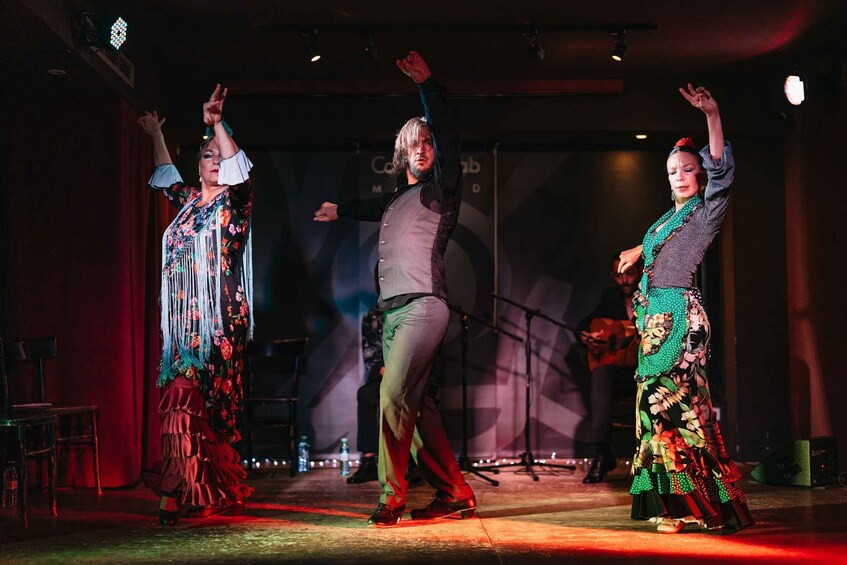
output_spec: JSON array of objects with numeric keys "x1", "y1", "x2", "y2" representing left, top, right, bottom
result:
[
  {"x1": 313, "y1": 202, "x2": 339, "y2": 222},
  {"x1": 679, "y1": 83, "x2": 719, "y2": 116},
  {"x1": 618, "y1": 245, "x2": 643, "y2": 274},
  {"x1": 203, "y1": 83, "x2": 228, "y2": 127},
  {"x1": 137, "y1": 111, "x2": 166, "y2": 137},
  {"x1": 396, "y1": 51, "x2": 432, "y2": 84}
]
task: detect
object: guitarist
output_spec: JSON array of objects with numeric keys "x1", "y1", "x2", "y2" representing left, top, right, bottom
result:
[{"x1": 578, "y1": 254, "x2": 643, "y2": 484}]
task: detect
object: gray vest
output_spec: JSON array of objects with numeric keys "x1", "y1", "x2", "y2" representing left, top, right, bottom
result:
[{"x1": 377, "y1": 186, "x2": 452, "y2": 302}]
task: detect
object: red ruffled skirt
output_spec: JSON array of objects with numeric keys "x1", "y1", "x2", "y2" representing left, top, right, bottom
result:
[{"x1": 147, "y1": 376, "x2": 253, "y2": 508}]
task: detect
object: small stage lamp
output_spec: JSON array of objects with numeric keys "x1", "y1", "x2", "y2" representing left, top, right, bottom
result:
[{"x1": 784, "y1": 74, "x2": 806, "y2": 106}]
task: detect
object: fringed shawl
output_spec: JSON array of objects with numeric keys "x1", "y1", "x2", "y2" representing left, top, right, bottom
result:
[{"x1": 158, "y1": 194, "x2": 253, "y2": 387}]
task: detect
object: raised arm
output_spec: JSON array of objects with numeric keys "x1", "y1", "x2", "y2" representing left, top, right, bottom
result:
[
  {"x1": 397, "y1": 51, "x2": 461, "y2": 201},
  {"x1": 203, "y1": 84, "x2": 239, "y2": 159},
  {"x1": 137, "y1": 111, "x2": 172, "y2": 165},
  {"x1": 679, "y1": 83, "x2": 723, "y2": 160},
  {"x1": 138, "y1": 110, "x2": 193, "y2": 207}
]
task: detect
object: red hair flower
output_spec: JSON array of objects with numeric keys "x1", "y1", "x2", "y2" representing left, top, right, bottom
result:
[{"x1": 674, "y1": 137, "x2": 695, "y2": 149}]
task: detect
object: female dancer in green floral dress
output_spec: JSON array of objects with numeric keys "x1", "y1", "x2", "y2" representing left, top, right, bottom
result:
[
  {"x1": 617, "y1": 84, "x2": 754, "y2": 534},
  {"x1": 138, "y1": 85, "x2": 254, "y2": 525}
]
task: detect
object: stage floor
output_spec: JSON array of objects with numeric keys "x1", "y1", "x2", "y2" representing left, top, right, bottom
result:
[{"x1": 1, "y1": 460, "x2": 846, "y2": 563}]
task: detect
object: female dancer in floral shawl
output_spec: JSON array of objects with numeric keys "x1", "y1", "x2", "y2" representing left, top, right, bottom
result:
[
  {"x1": 617, "y1": 84, "x2": 754, "y2": 534},
  {"x1": 138, "y1": 84, "x2": 254, "y2": 525}
]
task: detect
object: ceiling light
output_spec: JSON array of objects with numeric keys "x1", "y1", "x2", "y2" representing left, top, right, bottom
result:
[
  {"x1": 635, "y1": 134, "x2": 647, "y2": 140},
  {"x1": 611, "y1": 30, "x2": 626, "y2": 62},
  {"x1": 784, "y1": 74, "x2": 805, "y2": 106}
]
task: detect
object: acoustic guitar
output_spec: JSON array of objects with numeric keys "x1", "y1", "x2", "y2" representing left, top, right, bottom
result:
[{"x1": 584, "y1": 317, "x2": 639, "y2": 372}]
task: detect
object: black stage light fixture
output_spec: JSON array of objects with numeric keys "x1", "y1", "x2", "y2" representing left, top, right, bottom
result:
[
  {"x1": 363, "y1": 33, "x2": 378, "y2": 62},
  {"x1": 527, "y1": 29, "x2": 545, "y2": 62},
  {"x1": 305, "y1": 28, "x2": 321, "y2": 63},
  {"x1": 611, "y1": 30, "x2": 626, "y2": 62},
  {"x1": 77, "y1": 12, "x2": 129, "y2": 51}
]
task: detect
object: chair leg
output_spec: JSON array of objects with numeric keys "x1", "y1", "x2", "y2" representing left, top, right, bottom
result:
[
  {"x1": 92, "y1": 411, "x2": 102, "y2": 495},
  {"x1": 48, "y1": 421, "x2": 57, "y2": 517},
  {"x1": 18, "y1": 426, "x2": 29, "y2": 528},
  {"x1": 247, "y1": 428, "x2": 254, "y2": 470}
]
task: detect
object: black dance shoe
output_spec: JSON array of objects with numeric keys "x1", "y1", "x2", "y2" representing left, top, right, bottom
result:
[
  {"x1": 367, "y1": 503, "x2": 405, "y2": 527},
  {"x1": 347, "y1": 457, "x2": 378, "y2": 484},
  {"x1": 410, "y1": 492, "x2": 477, "y2": 520},
  {"x1": 582, "y1": 453, "x2": 617, "y2": 484}
]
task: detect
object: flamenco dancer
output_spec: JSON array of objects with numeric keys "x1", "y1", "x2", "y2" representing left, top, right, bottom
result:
[
  {"x1": 314, "y1": 51, "x2": 475, "y2": 527},
  {"x1": 138, "y1": 84, "x2": 255, "y2": 525},
  {"x1": 617, "y1": 84, "x2": 754, "y2": 534}
]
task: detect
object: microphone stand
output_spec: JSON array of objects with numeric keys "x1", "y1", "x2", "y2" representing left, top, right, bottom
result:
[
  {"x1": 448, "y1": 303, "x2": 524, "y2": 487},
  {"x1": 491, "y1": 293, "x2": 576, "y2": 481}
]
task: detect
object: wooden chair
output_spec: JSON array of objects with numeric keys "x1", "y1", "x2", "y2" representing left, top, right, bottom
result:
[
  {"x1": 0, "y1": 338, "x2": 58, "y2": 527},
  {"x1": 6, "y1": 338, "x2": 102, "y2": 495},
  {"x1": 243, "y1": 337, "x2": 309, "y2": 477}
]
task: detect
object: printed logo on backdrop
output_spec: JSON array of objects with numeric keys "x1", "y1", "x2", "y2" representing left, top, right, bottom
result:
[{"x1": 366, "y1": 154, "x2": 487, "y2": 197}]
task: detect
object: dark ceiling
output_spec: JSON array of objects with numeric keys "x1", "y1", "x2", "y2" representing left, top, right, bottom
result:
[{"x1": 4, "y1": 1, "x2": 845, "y2": 147}]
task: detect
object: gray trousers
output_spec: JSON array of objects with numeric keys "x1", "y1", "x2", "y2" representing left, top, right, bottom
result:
[{"x1": 378, "y1": 296, "x2": 473, "y2": 509}]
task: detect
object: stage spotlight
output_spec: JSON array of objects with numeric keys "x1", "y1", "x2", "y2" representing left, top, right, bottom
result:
[
  {"x1": 77, "y1": 12, "x2": 129, "y2": 51},
  {"x1": 305, "y1": 28, "x2": 321, "y2": 63},
  {"x1": 363, "y1": 33, "x2": 378, "y2": 61},
  {"x1": 527, "y1": 29, "x2": 544, "y2": 62},
  {"x1": 784, "y1": 74, "x2": 806, "y2": 106},
  {"x1": 110, "y1": 17, "x2": 128, "y2": 50},
  {"x1": 611, "y1": 30, "x2": 626, "y2": 62}
]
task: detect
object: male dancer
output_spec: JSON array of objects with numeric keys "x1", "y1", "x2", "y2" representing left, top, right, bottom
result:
[{"x1": 314, "y1": 51, "x2": 475, "y2": 527}]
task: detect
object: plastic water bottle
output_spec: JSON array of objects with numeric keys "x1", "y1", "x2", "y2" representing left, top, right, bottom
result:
[
  {"x1": 2, "y1": 467, "x2": 18, "y2": 510},
  {"x1": 297, "y1": 436, "x2": 310, "y2": 473},
  {"x1": 339, "y1": 438, "x2": 351, "y2": 476}
]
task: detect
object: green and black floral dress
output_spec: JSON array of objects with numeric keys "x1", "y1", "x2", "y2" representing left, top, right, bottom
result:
[{"x1": 629, "y1": 142, "x2": 754, "y2": 533}]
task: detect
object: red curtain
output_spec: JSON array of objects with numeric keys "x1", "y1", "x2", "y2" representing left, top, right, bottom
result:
[{"x1": 2, "y1": 88, "x2": 171, "y2": 486}]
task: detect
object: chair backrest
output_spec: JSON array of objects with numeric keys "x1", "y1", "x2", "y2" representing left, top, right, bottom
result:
[
  {"x1": 2, "y1": 338, "x2": 27, "y2": 410},
  {"x1": 3, "y1": 338, "x2": 56, "y2": 404},
  {"x1": 246, "y1": 337, "x2": 309, "y2": 398}
]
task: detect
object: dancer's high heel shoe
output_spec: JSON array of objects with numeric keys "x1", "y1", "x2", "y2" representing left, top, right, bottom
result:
[
  {"x1": 229, "y1": 498, "x2": 245, "y2": 516},
  {"x1": 158, "y1": 493, "x2": 181, "y2": 526},
  {"x1": 656, "y1": 518, "x2": 684, "y2": 533}
]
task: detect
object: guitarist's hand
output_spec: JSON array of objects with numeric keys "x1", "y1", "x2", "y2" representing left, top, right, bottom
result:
[{"x1": 580, "y1": 330, "x2": 605, "y2": 354}]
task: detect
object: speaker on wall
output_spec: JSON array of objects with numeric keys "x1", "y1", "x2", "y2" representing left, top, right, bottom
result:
[{"x1": 751, "y1": 436, "x2": 839, "y2": 487}]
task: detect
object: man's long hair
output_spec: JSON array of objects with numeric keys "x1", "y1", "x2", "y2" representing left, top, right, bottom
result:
[{"x1": 391, "y1": 116, "x2": 428, "y2": 179}]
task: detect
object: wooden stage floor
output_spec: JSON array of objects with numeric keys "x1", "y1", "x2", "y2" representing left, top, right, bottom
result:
[{"x1": 2, "y1": 459, "x2": 846, "y2": 563}]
